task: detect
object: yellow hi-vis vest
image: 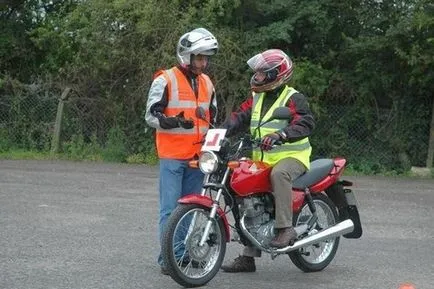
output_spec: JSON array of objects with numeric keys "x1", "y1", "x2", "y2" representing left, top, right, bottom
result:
[{"x1": 250, "y1": 86, "x2": 312, "y2": 168}]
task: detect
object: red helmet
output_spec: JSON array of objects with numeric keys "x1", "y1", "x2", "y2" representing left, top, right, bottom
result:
[{"x1": 247, "y1": 49, "x2": 293, "y2": 93}]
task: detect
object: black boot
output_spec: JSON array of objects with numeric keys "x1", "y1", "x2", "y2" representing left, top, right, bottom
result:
[
  {"x1": 221, "y1": 256, "x2": 256, "y2": 273},
  {"x1": 270, "y1": 227, "x2": 297, "y2": 248}
]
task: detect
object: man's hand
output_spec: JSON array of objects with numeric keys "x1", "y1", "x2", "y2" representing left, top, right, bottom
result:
[
  {"x1": 260, "y1": 132, "x2": 282, "y2": 151},
  {"x1": 176, "y1": 111, "x2": 194, "y2": 129},
  {"x1": 157, "y1": 113, "x2": 179, "y2": 129},
  {"x1": 156, "y1": 111, "x2": 194, "y2": 129}
]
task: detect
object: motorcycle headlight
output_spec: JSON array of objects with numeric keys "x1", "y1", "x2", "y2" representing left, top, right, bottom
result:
[{"x1": 199, "y1": 151, "x2": 219, "y2": 174}]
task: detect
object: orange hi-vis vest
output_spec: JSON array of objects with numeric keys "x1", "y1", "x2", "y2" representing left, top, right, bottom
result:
[{"x1": 155, "y1": 67, "x2": 214, "y2": 159}]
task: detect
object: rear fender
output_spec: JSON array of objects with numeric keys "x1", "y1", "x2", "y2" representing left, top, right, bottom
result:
[
  {"x1": 341, "y1": 188, "x2": 363, "y2": 238},
  {"x1": 178, "y1": 194, "x2": 231, "y2": 242},
  {"x1": 326, "y1": 182, "x2": 363, "y2": 239}
]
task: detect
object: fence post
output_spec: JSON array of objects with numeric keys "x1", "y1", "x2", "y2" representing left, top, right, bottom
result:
[
  {"x1": 427, "y1": 98, "x2": 434, "y2": 168},
  {"x1": 51, "y1": 87, "x2": 71, "y2": 154}
]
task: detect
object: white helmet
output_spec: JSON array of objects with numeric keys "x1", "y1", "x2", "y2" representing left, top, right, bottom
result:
[{"x1": 176, "y1": 28, "x2": 219, "y2": 66}]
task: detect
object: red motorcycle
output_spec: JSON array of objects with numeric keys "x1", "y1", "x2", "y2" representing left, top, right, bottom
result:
[{"x1": 161, "y1": 107, "x2": 363, "y2": 288}]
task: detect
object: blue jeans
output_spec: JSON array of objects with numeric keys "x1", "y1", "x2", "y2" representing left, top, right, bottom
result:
[{"x1": 157, "y1": 158, "x2": 204, "y2": 267}]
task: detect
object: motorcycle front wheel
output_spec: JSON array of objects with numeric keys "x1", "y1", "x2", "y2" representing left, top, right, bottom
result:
[
  {"x1": 289, "y1": 193, "x2": 340, "y2": 272},
  {"x1": 162, "y1": 204, "x2": 226, "y2": 288}
]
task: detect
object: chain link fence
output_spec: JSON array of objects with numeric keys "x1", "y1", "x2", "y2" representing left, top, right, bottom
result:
[
  {"x1": 0, "y1": 84, "x2": 432, "y2": 172},
  {"x1": 0, "y1": 82, "x2": 112, "y2": 153},
  {"x1": 0, "y1": 82, "x2": 58, "y2": 151},
  {"x1": 311, "y1": 104, "x2": 431, "y2": 170}
]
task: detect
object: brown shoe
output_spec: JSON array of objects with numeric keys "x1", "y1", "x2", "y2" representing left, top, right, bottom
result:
[
  {"x1": 221, "y1": 255, "x2": 256, "y2": 273},
  {"x1": 270, "y1": 227, "x2": 297, "y2": 248}
]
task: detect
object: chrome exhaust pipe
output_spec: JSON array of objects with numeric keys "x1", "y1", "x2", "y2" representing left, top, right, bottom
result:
[
  {"x1": 276, "y1": 219, "x2": 354, "y2": 253},
  {"x1": 240, "y1": 217, "x2": 354, "y2": 254}
]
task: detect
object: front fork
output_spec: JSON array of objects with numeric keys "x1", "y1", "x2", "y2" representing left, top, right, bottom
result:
[{"x1": 198, "y1": 167, "x2": 231, "y2": 246}]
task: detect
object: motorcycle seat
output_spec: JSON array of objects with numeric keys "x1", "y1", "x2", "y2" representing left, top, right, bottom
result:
[{"x1": 293, "y1": 158, "x2": 334, "y2": 190}]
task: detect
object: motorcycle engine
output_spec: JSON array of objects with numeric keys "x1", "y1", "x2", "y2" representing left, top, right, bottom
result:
[{"x1": 239, "y1": 195, "x2": 275, "y2": 247}]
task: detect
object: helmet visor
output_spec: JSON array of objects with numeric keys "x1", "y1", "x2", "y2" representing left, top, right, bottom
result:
[
  {"x1": 198, "y1": 48, "x2": 217, "y2": 56},
  {"x1": 247, "y1": 53, "x2": 280, "y2": 73}
]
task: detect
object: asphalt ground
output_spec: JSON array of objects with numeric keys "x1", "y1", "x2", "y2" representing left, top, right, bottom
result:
[{"x1": 1, "y1": 160, "x2": 433, "y2": 289}]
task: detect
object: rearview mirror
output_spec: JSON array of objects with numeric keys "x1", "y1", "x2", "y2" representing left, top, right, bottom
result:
[
  {"x1": 195, "y1": 106, "x2": 206, "y2": 120},
  {"x1": 269, "y1": 107, "x2": 291, "y2": 121},
  {"x1": 195, "y1": 106, "x2": 215, "y2": 128},
  {"x1": 252, "y1": 107, "x2": 292, "y2": 138}
]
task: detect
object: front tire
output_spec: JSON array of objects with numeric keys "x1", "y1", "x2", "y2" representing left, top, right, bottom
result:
[
  {"x1": 162, "y1": 204, "x2": 226, "y2": 288},
  {"x1": 289, "y1": 193, "x2": 340, "y2": 272}
]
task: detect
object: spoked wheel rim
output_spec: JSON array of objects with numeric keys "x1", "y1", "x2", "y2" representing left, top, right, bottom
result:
[
  {"x1": 170, "y1": 208, "x2": 223, "y2": 279},
  {"x1": 295, "y1": 199, "x2": 337, "y2": 264}
]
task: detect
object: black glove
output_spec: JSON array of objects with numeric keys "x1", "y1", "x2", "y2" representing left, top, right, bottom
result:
[
  {"x1": 260, "y1": 132, "x2": 282, "y2": 151},
  {"x1": 176, "y1": 111, "x2": 194, "y2": 129},
  {"x1": 158, "y1": 114, "x2": 180, "y2": 129},
  {"x1": 222, "y1": 120, "x2": 236, "y2": 137},
  {"x1": 157, "y1": 111, "x2": 193, "y2": 129}
]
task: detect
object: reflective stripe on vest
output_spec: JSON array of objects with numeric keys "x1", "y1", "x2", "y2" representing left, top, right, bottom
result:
[
  {"x1": 250, "y1": 86, "x2": 311, "y2": 168},
  {"x1": 164, "y1": 68, "x2": 213, "y2": 109},
  {"x1": 156, "y1": 67, "x2": 213, "y2": 159}
]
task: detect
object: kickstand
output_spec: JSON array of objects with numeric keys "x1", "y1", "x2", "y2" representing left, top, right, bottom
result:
[{"x1": 270, "y1": 249, "x2": 278, "y2": 260}]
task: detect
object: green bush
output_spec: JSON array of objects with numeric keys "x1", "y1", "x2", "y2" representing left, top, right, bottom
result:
[
  {"x1": 0, "y1": 128, "x2": 11, "y2": 152},
  {"x1": 62, "y1": 133, "x2": 102, "y2": 161},
  {"x1": 102, "y1": 126, "x2": 127, "y2": 162},
  {"x1": 126, "y1": 153, "x2": 146, "y2": 164}
]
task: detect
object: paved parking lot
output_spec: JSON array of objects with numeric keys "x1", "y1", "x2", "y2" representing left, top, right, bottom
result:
[{"x1": 1, "y1": 160, "x2": 433, "y2": 289}]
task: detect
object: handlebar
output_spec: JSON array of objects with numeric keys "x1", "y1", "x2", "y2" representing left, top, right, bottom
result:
[{"x1": 245, "y1": 135, "x2": 283, "y2": 148}]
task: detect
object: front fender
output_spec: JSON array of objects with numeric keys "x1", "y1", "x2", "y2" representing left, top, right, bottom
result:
[{"x1": 178, "y1": 194, "x2": 230, "y2": 242}]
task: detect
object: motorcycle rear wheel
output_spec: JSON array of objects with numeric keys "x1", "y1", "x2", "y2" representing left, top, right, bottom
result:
[
  {"x1": 289, "y1": 193, "x2": 340, "y2": 272},
  {"x1": 162, "y1": 204, "x2": 226, "y2": 288}
]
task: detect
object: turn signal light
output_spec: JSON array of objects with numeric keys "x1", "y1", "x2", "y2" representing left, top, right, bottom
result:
[
  {"x1": 188, "y1": 160, "x2": 199, "y2": 168},
  {"x1": 227, "y1": 161, "x2": 240, "y2": 169},
  {"x1": 398, "y1": 283, "x2": 416, "y2": 289}
]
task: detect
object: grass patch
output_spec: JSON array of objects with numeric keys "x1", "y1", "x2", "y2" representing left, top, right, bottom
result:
[
  {"x1": 0, "y1": 149, "x2": 55, "y2": 160},
  {"x1": 0, "y1": 148, "x2": 430, "y2": 176},
  {"x1": 0, "y1": 148, "x2": 159, "y2": 165}
]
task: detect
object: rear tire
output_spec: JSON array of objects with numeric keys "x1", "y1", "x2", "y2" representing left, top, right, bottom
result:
[
  {"x1": 289, "y1": 193, "x2": 340, "y2": 272},
  {"x1": 162, "y1": 204, "x2": 226, "y2": 288}
]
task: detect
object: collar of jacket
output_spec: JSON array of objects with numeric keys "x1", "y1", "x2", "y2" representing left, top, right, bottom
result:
[
  {"x1": 177, "y1": 65, "x2": 197, "y2": 80},
  {"x1": 264, "y1": 85, "x2": 286, "y2": 98}
]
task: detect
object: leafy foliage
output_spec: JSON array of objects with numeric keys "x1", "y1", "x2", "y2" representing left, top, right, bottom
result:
[{"x1": 0, "y1": 0, "x2": 433, "y2": 171}]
